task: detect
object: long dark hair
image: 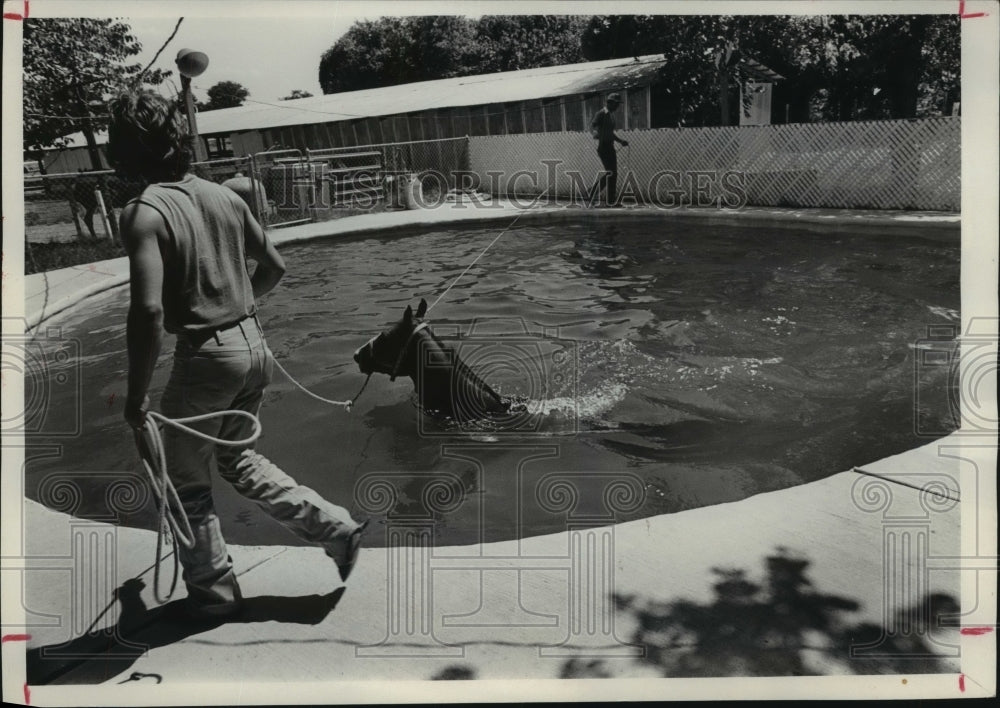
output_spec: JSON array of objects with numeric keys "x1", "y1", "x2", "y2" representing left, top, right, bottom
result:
[{"x1": 107, "y1": 90, "x2": 193, "y2": 181}]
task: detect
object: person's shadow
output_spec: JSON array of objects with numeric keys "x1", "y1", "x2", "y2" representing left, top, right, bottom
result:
[{"x1": 27, "y1": 577, "x2": 345, "y2": 685}]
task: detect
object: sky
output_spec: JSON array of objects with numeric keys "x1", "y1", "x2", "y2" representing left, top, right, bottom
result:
[{"x1": 125, "y1": 15, "x2": 364, "y2": 103}]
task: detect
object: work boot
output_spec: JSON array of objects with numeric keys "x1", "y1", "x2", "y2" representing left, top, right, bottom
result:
[{"x1": 325, "y1": 520, "x2": 368, "y2": 583}]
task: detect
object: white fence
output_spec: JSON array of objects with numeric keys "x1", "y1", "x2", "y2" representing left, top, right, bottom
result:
[{"x1": 468, "y1": 118, "x2": 960, "y2": 211}]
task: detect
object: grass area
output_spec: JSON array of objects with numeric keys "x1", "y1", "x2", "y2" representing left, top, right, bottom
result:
[
  {"x1": 23, "y1": 196, "x2": 400, "y2": 274},
  {"x1": 25, "y1": 239, "x2": 126, "y2": 275}
]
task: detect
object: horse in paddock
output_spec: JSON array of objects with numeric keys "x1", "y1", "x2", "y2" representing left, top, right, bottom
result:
[{"x1": 70, "y1": 172, "x2": 145, "y2": 239}]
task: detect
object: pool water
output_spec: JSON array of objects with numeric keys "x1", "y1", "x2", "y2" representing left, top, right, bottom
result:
[{"x1": 26, "y1": 217, "x2": 960, "y2": 547}]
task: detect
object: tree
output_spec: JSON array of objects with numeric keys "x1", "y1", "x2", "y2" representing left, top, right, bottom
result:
[
  {"x1": 581, "y1": 15, "x2": 743, "y2": 126},
  {"x1": 582, "y1": 14, "x2": 961, "y2": 126},
  {"x1": 469, "y1": 16, "x2": 587, "y2": 73},
  {"x1": 318, "y1": 16, "x2": 588, "y2": 94},
  {"x1": 23, "y1": 18, "x2": 172, "y2": 168},
  {"x1": 197, "y1": 81, "x2": 250, "y2": 112},
  {"x1": 319, "y1": 17, "x2": 477, "y2": 94},
  {"x1": 281, "y1": 89, "x2": 314, "y2": 100}
]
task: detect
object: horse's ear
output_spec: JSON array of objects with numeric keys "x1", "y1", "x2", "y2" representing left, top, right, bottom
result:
[
  {"x1": 416, "y1": 299, "x2": 427, "y2": 319},
  {"x1": 403, "y1": 305, "x2": 413, "y2": 322}
]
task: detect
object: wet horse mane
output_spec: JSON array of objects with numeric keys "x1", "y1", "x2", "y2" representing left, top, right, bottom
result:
[
  {"x1": 354, "y1": 300, "x2": 509, "y2": 420},
  {"x1": 407, "y1": 321, "x2": 507, "y2": 418}
]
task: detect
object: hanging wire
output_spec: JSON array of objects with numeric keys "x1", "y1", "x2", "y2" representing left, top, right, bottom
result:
[
  {"x1": 134, "y1": 17, "x2": 184, "y2": 85},
  {"x1": 25, "y1": 18, "x2": 186, "y2": 123},
  {"x1": 164, "y1": 76, "x2": 181, "y2": 100},
  {"x1": 24, "y1": 111, "x2": 105, "y2": 121}
]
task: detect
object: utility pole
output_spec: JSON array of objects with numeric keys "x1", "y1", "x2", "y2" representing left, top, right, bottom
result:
[
  {"x1": 180, "y1": 75, "x2": 207, "y2": 162},
  {"x1": 175, "y1": 49, "x2": 210, "y2": 163}
]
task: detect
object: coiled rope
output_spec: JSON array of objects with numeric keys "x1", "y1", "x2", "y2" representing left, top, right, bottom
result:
[
  {"x1": 135, "y1": 363, "x2": 368, "y2": 603},
  {"x1": 136, "y1": 410, "x2": 261, "y2": 604}
]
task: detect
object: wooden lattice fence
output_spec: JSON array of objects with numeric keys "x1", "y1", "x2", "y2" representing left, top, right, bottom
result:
[{"x1": 468, "y1": 117, "x2": 960, "y2": 211}]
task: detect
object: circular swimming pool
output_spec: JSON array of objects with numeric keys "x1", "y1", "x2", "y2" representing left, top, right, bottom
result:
[{"x1": 26, "y1": 214, "x2": 960, "y2": 547}]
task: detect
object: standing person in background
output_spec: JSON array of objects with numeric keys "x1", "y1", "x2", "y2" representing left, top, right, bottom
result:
[
  {"x1": 222, "y1": 171, "x2": 269, "y2": 222},
  {"x1": 109, "y1": 89, "x2": 365, "y2": 620},
  {"x1": 588, "y1": 92, "x2": 629, "y2": 207}
]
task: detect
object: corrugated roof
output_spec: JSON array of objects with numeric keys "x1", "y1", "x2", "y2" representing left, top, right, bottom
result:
[
  {"x1": 58, "y1": 54, "x2": 668, "y2": 146},
  {"x1": 54, "y1": 52, "x2": 781, "y2": 147},
  {"x1": 740, "y1": 58, "x2": 785, "y2": 83},
  {"x1": 193, "y1": 54, "x2": 668, "y2": 135}
]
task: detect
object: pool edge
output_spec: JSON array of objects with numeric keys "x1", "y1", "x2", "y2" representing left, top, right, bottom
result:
[{"x1": 23, "y1": 204, "x2": 960, "y2": 331}]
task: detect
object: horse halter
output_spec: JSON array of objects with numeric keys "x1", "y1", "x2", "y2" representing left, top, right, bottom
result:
[
  {"x1": 389, "y1": 322, "x2": 429, "y2": 381},
  {"x1": 360, "y1": 321, "x2": 430, "y2": 381}
]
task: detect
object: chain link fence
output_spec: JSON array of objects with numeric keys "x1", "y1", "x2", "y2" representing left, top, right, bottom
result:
[
  {"x1": 235, "y1": 137, "x2": 470, "y2": 228},
  {"x1": 25, "y1": 171, "x2": 142, "y2": 244},
  {"x1": 22, "y1": 136, "x2": 474, "y2": 246},
  {"x1": 24, "y1": 157, "x2": 253, "y2": 245},
  {"x1": 304, "y1": 137, "x2": 470, "y2": 217}
]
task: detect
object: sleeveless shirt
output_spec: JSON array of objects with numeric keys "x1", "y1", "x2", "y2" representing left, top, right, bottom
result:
[
  {"x1": 590, "y1": 107, "x2": 617, "y2": 146},
  {"x1": 130, "y1": 174, "x2": 256, "y2": 335}
]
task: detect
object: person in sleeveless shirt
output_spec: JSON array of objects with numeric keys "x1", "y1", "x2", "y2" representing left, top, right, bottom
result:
[
  {"x1": 588, "y1": 93, "x2": 629, "y2": 207},
  {"x1": 109, "y1": 90, "x2": 364, "y2": 619}
]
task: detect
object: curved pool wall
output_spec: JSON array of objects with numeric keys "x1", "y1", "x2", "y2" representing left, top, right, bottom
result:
[
  {"x1": 24, "y1": 204, "x2": 959, "y2": 332},
  {"x1": 21, "y1": 205, "x2": 961, "y2": 549}
]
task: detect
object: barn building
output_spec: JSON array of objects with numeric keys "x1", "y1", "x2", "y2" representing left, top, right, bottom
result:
[{"x1": 36, "y1": 53, "x2": 782, "y2": 173}]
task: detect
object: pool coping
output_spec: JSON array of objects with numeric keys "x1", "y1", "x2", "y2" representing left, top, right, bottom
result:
[{"x1": 21, "y1": 202, "x2": 959, "y2": 331}]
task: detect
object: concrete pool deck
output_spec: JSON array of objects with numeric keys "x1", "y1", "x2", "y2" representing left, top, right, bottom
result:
[
  {"x1": 16, "y1": 434, "x2": 981, "y2": 695},
  {"x1": 11, "y1": 203, "x2": 988, "y2": 699}
]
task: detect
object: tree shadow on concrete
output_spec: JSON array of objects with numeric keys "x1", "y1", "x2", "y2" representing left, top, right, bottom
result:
[
  {"x1": 431, "y1": 665, "x2": 477, "y2": 680},
  {"x1": 576, "y1": 548, "x2": 959, "y2": 678},
  {"x1": 27, "y1": 577, "x2": 345, "y2": 685}
]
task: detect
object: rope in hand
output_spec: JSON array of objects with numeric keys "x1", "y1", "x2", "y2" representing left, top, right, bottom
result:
[
  {"x1": 134, "y1": 362, "x2": 369, "y2": 603},
  {"x1": 135, "y1": 409, "x2": 261, "y2": 604}
]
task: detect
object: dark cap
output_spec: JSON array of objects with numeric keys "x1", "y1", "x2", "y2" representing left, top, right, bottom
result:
[{"x1": 607, "y1": 92, "x2": 622, "y2": 104}]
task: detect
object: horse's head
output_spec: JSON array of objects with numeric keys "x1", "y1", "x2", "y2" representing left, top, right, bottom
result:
[
  {"x1": 353, "y1": 297, "x2": 512, "y2": 419},
  {"x1": 353, "y1": 298, "x2": 429, "y2": 380}
]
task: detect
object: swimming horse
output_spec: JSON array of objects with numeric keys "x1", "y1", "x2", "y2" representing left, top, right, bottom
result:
[{"x1": 353, "y1": 299, "x2": 520, "y2": 421}]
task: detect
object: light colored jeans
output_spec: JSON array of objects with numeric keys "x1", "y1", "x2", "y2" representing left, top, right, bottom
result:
[{"x1": 160, "y1": 316, "x2": 359, "y2": 610}]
